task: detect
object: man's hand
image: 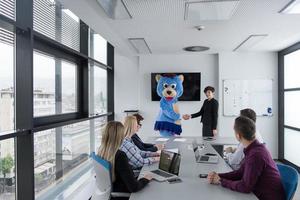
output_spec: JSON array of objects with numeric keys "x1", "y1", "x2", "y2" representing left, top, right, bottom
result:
[
  {"x1": 225, "y1": 147, "x2": 233, "y2": 154},
  {"x1": 207, "y1": 171, "x2": 221, "y2": 185}
]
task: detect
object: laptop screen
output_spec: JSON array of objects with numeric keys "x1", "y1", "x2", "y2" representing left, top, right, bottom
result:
[{"x1": 159, "y1": 150, "x2": 181, "y2": 176}]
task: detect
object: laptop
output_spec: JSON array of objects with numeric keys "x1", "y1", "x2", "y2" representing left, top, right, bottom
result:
[
  {"x1": 148, "y1": 150, "x2": 181, "y2": 182},
  {"x1": 192, "y1": 141, "x2": 219, "y2": 164}
]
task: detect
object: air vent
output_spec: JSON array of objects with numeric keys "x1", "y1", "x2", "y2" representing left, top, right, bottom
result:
[
  {"x1": 183, "y1": 46, "x2": 210, "y2": 52},
  {"x1": 185, "y1": 0, "x2": 240, "y2": 21},
  {"x1": 128, "y1": 38, "x2": 152, "y2": 54}
]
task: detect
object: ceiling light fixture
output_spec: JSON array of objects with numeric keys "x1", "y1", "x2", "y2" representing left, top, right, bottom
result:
[
  {"x1": 96, "y1": 0, "x2": 132, "y2": 19},
  {"x1": 233, "y1": 34, "x2": 268, "y2": 51},
  {"x1": 279, "y1": 0, "x2": 300, "y2": 14},
  {"x1": 128, "y1": 38, "x2": 152, "y2": 54},
  {"x1": 183, "y1": 46, "x2": 210, "y2": 52},
  {"x1": 185, "y1": 0, "x2": 240, "y2": 21}
]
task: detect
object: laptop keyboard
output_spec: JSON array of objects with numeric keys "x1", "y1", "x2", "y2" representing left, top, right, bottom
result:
[
  {"x1": 200, "y1": 156, "x2": 209, "y2": 161},
  {"x1": 151, "y1": 170, "x2": 173, "y2": 178}
]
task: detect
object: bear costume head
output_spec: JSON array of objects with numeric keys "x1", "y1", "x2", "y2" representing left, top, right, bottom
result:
[{"x1": 156, "y1": 73, "x2": 184, "y2": 102}]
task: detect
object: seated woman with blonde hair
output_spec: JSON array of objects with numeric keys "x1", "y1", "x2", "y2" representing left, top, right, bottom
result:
[
  {"x1": 120, "y1": 116, "x2": 160, "y2": 170},
  {"x1": 98, "y1": 121, "x2": 153, "y2": 200}
]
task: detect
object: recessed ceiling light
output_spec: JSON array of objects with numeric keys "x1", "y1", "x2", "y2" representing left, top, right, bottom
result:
[
  {"x1": 183, "y1": 46, "x2": 210, "y2": 52},
  {"x1": 185, "y1": 0, "x2": 240, "y2": 21},
  {"x1": 128, "y1": 38, "x2": 152, "y2": 54},
  {"x1": 279, "y1": 0, "x2": 300, "y2": 14},
  {"x1": 233, "y1": 34, "x2": 268, "y2": 51},
  {"x1": 96, "y1": 0, "x2": 132, "y2": 19}
]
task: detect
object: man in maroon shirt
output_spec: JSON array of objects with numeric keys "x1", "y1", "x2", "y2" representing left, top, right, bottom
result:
[{"x1": 207, "y1": 116, "x2": 285, "y2": 200}]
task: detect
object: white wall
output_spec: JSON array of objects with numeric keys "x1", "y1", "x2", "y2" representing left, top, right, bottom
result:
[
  {"x1": 114, "y1": 52, "x2": 139, "y2": 121},
  {"x1": 138, "y1": 54, "x2": 218, "y2": 138},
  {"x1": 218, "y1": 52, "x2": 278, "y2": 158},
  {"x1": 114, "y1": 52, "x2": 278, "y2": 157}
]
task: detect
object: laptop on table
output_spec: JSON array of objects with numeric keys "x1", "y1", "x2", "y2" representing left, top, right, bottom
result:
[
  {"x1": 148, "y1": 150, "x2": 181, "y2": 182},
  {"x1": 192, "y1": 140, "x2": 219, "y2": 164}
]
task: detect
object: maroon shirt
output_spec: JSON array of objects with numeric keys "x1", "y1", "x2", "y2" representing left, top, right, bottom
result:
[{"x1": 219, "y1": 140, "x2": 285, "y2": 200}]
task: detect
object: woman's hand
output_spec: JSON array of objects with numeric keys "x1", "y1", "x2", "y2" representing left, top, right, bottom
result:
[
  {"x1": 155, "y1": 143, "x2": 165, "y2": 150},
  {"x1": 143, "y1": 173, "x2": 153, "y2": 181},
  {"x1": 207, "y1": 171, "x2": 221, "y2": 185},
  {"x1": 213, "y1": 129, "x2": 217, "y2": 136},
  {"x1": 182, "y1": 114, "x2": 191, "y2": 120}
]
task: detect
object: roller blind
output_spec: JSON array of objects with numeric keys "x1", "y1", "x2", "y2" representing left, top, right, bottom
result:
[
  {"x1": 0, "y1": 0, "x2": 15, "y2": 20},
  {"x1": 0, "y1": 27, "x2": 14, "y2": 45},
  {"x1": 33, "y1": 0, "x2": 80, "y2": 51}
]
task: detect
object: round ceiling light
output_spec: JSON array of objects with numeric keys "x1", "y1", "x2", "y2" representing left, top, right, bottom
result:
[{"x1": 183, "y1": 46, "x2": 210, "y2": 52}]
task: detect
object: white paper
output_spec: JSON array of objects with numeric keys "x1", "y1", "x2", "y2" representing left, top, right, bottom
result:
[
  {"x1": 155, "y1": 138, "x2": 169, "y2": 142},
  {"x1": 174, "y1": 138, "x2": 187, "y2": 142},
  {"x1": 165, "y1": 148, "x2": 179, "y2": 153}
]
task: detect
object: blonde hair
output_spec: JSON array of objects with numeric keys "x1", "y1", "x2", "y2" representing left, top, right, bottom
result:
[
  {"x1": 97, "y1": 121, "x2": 125, "y2": 181},
  {"x1": 123, "y1": 116, "x2": 137, "y2": 138}
]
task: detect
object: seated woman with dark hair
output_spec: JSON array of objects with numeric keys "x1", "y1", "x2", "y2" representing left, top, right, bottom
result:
[{"x1": 131, "y1": 113, "x2": 164, "y2": 152}]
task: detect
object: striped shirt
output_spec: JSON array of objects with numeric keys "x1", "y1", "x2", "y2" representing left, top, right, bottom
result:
[{"x1": 120, "y1": 137, "x2": 158, "y2": 169}]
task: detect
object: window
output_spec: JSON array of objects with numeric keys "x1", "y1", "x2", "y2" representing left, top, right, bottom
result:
[
  {"x1": 34, "y1": 121, "x2": 90, "y2": 199},
  {"x1": 284, "y1": 128, "x2": 300, "y2": 166},
  {"x1": 34, "y1": 51, "x2": 78, "y2": 117},
  {"x1": 280, "y1": 45, "x2": 300, "y2": 169},
  {"x1": 33, "y1": 0, "x2": 80, "y2": 51},
  {"x1": 0, "y1": 139, "x2": 15, "y2": 199},
  {"x1": 33, "y1": 52, "x2": 55, "y2": 117},
  {"x1": 89, "y1": 64, "x2": 107, "y2": 115},
  {"x1": 92, "y1": 116, "x2": 107, "y2": 152},
  {"x1": 89, "y1": 29, "x2": 107, "y2": 65},
  {"x1": 61, "y1": 60, "x2": 77, "y2": 113},
  {"x1": 284, "y1": 49, "x2": 300, "y2": 89},
  {"x1": 0, "y1": 28, "x2": 14, "y2": 132}
]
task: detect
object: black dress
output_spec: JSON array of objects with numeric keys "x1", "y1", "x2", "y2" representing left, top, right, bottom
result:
[
  {"x1": 112, "y1": 150, "x2": 149, "y2": 200},
  {"x1": 191, "y1": 98, "x2": 219, "y2": 137}
]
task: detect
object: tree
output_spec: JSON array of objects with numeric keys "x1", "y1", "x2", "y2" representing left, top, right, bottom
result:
[{"x1": 0, "y1": 155, "x2": 14, "y2": 192}]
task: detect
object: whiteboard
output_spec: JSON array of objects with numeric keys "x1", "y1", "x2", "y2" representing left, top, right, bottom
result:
[{"x1": 223, "y1": 79, "x2": 273, "y2": 116}]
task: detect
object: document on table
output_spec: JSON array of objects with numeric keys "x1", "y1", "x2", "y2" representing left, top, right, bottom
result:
[
  {"x1": 174, "y1": 138, "x2": 187, "y2": 142},
  {"x1": 165, "y1": 148, "x2": 179, "y2": 153},
  {"x1": 156, "y1": 138, "x2": 169, "y2": 142}
]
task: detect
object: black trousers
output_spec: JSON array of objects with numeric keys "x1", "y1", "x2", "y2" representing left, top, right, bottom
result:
[{"x1": 202, "y1": 123, "x2": 213, "y2": 137}]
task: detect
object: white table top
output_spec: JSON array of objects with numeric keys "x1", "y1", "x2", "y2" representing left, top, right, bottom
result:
[{"x1": 129, "y1": 137, "x2": 257, "y2": 200}]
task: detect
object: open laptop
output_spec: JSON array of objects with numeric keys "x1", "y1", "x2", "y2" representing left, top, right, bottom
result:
[
  {"x1": 148, "y1": 150, "x2": 181, "y2": 182},
  {"x1": 192, "y1": 141, "x2": 219, "y2": 164}
]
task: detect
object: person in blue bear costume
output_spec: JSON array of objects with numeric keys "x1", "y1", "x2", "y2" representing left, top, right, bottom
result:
[{"x1": 154, "y1": 73, "x2": 184, "y2": 137}]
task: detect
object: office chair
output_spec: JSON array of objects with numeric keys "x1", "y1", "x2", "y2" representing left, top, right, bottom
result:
[
  {"x1": 91, "y1": 152, "x2": 130, "y2": 200},
  {"x1": 277, "y1": 163, "x2": 299, "y2": 200}
]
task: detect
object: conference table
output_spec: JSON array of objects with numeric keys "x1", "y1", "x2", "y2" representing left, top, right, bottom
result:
[{"x1": 129, "y1": 136, "x2": 257, "y2": 200}]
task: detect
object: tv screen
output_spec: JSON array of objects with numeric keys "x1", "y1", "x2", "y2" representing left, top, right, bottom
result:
[{"x1": 151, "y1": 72, "x2": 201, "y2": 101}]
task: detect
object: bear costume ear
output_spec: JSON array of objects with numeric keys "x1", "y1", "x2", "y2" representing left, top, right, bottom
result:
[
  {"x1": 178, "y1": 75, "x2": 184, "y2": 82},
  {"x1": 155, "y1": 75, "x2": 161, "y2": 82}
]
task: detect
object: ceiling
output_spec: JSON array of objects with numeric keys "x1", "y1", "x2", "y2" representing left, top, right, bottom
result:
[{"x1": 61, "y1": 0, "x2": 300, "y2": 56}]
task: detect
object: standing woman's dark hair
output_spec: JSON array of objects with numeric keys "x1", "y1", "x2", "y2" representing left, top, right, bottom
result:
[{"x1": 204, "y1": 86, "x2": 215, "y2": 93}]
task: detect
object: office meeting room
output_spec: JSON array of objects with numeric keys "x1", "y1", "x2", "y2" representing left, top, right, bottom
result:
[{"x1": 1, "y1": 0, "x2": 300, "y2": 200}]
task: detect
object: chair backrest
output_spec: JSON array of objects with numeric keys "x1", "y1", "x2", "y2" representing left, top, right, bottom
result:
[
  {"x1": 277, "y1": 163, "x2": 299, "y2": 200},
  {"x1": 91, "y1": 152, "x2": 112, "y2": 200}
]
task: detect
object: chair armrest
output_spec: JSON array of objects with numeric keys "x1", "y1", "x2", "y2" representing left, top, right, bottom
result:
[{"x1": 111, "y1": 192, "x2": 131, "y2": 198}]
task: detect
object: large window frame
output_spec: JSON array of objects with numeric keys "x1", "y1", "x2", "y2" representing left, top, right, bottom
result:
[
  {"x1": 278, "y1": 41, "x2": 300, "y2": 172},
  {"x1": 0, "y1": 0, "x2": 115, "y2": 199}
]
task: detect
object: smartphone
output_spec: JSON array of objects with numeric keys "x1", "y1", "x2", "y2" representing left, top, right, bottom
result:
[
  {"x1": 199, "y1": 174, "x2": 208, "y2": 178},
  {"x1": 167, "y1": 178, "x2": 182, "y2": 184},
  {"x1": 205, "y1": 153, "x2": 217, "y2": 156}
]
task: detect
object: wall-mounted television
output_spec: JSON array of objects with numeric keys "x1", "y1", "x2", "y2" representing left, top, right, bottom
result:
[{"x1": 151, "y1": 72, "x2": 201, "y2": 101}]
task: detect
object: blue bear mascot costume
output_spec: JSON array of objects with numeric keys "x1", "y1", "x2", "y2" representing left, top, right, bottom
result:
[{"x1": 154, "y1": 74, "x2": 184, "y2": 137}]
